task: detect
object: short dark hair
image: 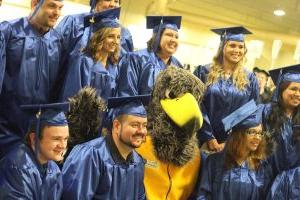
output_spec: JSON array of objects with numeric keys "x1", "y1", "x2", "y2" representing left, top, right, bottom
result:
[
  {"x1": 253, "y1": 67, "x2": 270, "y2": 77},
  {"x1": 24, "y1": 123, "x2": 47, "y2": 146}
]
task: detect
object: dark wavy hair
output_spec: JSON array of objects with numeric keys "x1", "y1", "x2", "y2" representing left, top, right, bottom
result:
[
  {"x1": 224, "y1": 129, "x2": 267, "y2": 171},
  {"x1": 265, "y1": 81, "x2": 300, "y2": 142}
]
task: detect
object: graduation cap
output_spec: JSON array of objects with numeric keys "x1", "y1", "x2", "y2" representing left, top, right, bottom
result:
[
  {"x1": 146, "y1": 16, "x2": 182, "y2": 53},
  {"x1": 211, "y1": 26, "x2": 252, "y2": 42},
  {"x1": 253, "y1": 67, "x2": 270, "y2": 77},
  {"x1": 21, "y1": 102, "x2": 69, "y2": 136},
  {"x1": 107, "y1": 94, "x2": 151, "y2": 119},
  {"x1": 222, "y1": 100, "x2": 262, "y2": 133},
  {"x1": 146, "y1": 16, "x2": 182, "y2": 33},
  {"x1": 84, "y1": 7, "x2": 121, "y2": 31},
  {"x1": 20, "y1": 102, "x2": 69, "y2": 159},
  {"x1": 269, "y1": 64, "x2": 300, "y2": 102}
]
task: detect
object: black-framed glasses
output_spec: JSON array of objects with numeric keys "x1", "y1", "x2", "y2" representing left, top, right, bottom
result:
[{"x1": 245, "y1": 130, "x2": 264, "y2": 137}]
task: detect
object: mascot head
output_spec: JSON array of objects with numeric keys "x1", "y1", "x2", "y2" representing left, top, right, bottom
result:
[
  {"x1": 148, "y1": 66, "x2": 205, "y2": 166},
  {"x1": 67, "y1": 87, "x2": 106, "y2": 148}
]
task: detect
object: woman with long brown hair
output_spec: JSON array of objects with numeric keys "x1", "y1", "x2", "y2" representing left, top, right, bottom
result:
[
  {"x1": 60, "y1": 8, "x2": 121, "y2": 101},
  {"x1": 193, "y1": 26, "x2": 259, "y2": 152},
  {"x1": 195, "y1": 100, "x2": 282, "y2": 200},
  {"x1": 262, "y1": 65, "x2": 300, "y2": 199}
]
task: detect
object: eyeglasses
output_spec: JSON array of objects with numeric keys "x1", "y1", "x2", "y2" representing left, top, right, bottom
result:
[{"x1": 245, "y1": 130, "x2": 264, "y2": 137}]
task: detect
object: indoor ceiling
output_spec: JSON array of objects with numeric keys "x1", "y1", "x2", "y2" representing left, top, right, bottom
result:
[{"x1": 70, "y1": 0, "x2": 300, "y2": 36}]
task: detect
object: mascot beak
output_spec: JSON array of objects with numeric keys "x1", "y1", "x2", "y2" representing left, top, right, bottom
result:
[{"x1": 160, "y1": 93, "x2": 203, "y2": 131}]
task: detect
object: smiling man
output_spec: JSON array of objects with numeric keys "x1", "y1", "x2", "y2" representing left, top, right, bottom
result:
[
  {"x1": 0, "y1": 107, "x2": 69, "y2": 200},
  {"x1": 62, "y1": 95, "x2": 148, "y2": 200},
  {"x1": 0, "y1": 0, "x2": 67, "y2": 159}
]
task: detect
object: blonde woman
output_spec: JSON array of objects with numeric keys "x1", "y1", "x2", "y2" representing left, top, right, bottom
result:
[
  {"x1": 61, "y1": 8, "x2": 121, "y2": 101},
  {"x1": 193, "y1": 26, "x2": 259, "y2": 152}
]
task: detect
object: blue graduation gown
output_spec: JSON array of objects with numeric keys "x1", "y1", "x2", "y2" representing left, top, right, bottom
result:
[
  {"x1": 195, "y1": 151, "x2": 275, "y2": 200},
  {"x1": 267, "y1": 166, "x2": 300, "y2": 200},
  {"x1": 115, "y1": 49, "x2": 182, "y2": 97},
  {"x1": 193, "y1": 65, "x2": 259, "y2": 144},
  {"x1": 0, "y1": 18, "x2": 65, "y2": 157},
  {"x1": 62, "y1": 135, "x2": 146, "y2": 200},
  {"x1": 0, "y1": 143, "x2": 63, "y2": 200},
  {"x1": 60, "y1": 52, "x2": 118, "y2": 101},
  {"x1": 56, "y1": 13, "x2": 134, "y2": 57},
  {"x1": 262, "y1": 104, "x2": 300, "y2": 171}
]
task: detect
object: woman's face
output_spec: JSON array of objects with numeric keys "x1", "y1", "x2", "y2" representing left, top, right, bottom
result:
[
  {"x1": 101, "y1": 27, "x2": 121, "y2": 53},
  {"x1": 159, "y1": 28, "x2": 179, "y2": 57},
  {"x1": 244, "y1": 124, "x2": 263, "y2": 152},
  {"x1": 281, "y1": 82, "x2": 300, "y2": 110},
  {"x1": 223, "y1": 40, "x2": 245, "y2": 64}
]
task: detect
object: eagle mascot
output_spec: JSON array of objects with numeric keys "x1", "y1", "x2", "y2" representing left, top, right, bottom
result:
[{"x1": 136, "y1": 66, "x2": 205, "y2": 200}]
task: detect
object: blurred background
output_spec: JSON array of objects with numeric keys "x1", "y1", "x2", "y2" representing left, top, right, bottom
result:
[{"x1": 1, "y1": 0, "x2": 300, "y2": 71}]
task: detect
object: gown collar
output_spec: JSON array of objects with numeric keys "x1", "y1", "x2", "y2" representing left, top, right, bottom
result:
[{"x1": 105, "y1": 134, "x2": 134, "y2": 165}]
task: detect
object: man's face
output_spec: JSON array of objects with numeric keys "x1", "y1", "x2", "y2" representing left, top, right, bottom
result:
[
  {"x1": 115, "y1": 115, "x2": 147, "y2": 149},
  {"x1": 38, "y1": 125, "x2": 69, "y2": 163},
  {"x1": 255, "y1": 72, "x2": 268, "y2": 90},
  {"x1": 95, "y1": 0, "x2": 120, "y2": 12},
  {"x1": 32, "y1": 0, "x2": 64, "y2": 29}
]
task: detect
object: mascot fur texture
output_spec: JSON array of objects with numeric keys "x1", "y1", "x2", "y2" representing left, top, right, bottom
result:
[
  {"x1": 148, "y1": 66, "x2": 205, "y2": 166},
  {"x1": 67, "y1": 87, "x2": 106, "y2": 147}
]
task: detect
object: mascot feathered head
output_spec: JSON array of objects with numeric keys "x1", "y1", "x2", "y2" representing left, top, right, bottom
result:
[
  {"x1": 67, "y1": 87, "x2": 106, "y2": 147},
  {"x1": 147, "y1": 66, "x2": 205, "y2": 166}
]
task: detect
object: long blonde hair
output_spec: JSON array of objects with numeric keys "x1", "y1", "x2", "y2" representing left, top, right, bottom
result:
[
  {"x1": 206, "y1": 41, "x2": 248, "y2": 90},
  {"x1": 84, "y1": 27, "x2": 120, "y2": 65}
]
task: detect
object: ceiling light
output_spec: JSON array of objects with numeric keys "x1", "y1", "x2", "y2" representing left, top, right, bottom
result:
[{"x1": 273, "y1": 9, "x2": 286, "y2": 16}]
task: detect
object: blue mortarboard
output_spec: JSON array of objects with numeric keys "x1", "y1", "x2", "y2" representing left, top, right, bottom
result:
[
  {"x1": 222, "y1": 100, "x2": 262, "y2": 133},
  {"x1": 211, "y1": 26, "x2": 252, "y2": 42},
  {"x1": 146, "y1": 16, "x2": 182, "y2": 53},
  {"x1": 107, "y1": 95, "x2": 151, "y2": 119},
  {"x1": 269, "y1": 64, "x2": 300, "y2": 102},
  {"x1": 84, "y1": 7, "x2": 121, "y2": 31},
  {"x1": 21, "y1": 102, "x2": 69, "y2": 136},
  {"x1": 20, "y1": 102, "x2": 69, "y2": 158}
]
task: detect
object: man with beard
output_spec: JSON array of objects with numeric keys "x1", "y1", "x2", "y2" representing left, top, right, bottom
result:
[{"x1": 62, "y1": 95, "x2": 149, "y2": 200}]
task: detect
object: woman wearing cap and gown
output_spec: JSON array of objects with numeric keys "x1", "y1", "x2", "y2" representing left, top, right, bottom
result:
[
  {"x1": 0, "y1": 105, "x2": 69, "y2": 200},
  {"x1": 261, "y1": 65, "x2": 300, "y2": 199},
  {"x1": 193, "y1": 26, "x2": 259, "y2": 152},
  {"x1": 195, "y1": 100, "x2": 293, "y2": 200},
  {"x1": 60, "y1": 8, "x2": 121, "y2": 101},
  {"x1": 115, "y1": 16, "x2": 183, "y2": 97}
]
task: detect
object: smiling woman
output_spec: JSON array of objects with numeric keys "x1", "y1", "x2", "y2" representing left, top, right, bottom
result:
[{"x1": 193, "y1": 26, "x2": 260, "y2": 152}]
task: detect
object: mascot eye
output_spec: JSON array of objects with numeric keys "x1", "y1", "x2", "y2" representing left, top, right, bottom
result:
[{"x1": 165, "y1": 89, "x2": 176, "y2": 99}]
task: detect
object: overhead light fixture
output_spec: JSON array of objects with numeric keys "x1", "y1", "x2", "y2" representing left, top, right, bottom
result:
[{"x1": 273, "y1": 9, "x2": 286, "y2": 16}]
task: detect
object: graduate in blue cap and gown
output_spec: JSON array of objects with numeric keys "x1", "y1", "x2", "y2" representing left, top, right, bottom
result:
[
  {"x1": 195, "y1": 100, "x2": 280, "y2": 200},
  {"x1": 0, "y1": 103, "x2": 69, "y2": 200},
  {"x1": 62, "y1": 95, "x2": 149, "y2": 200},
  {"x1": 262, "y1": 64, "x2": 300, "y2": 170},
  {"x1": 115, "y1": 16, "x2": 183, "y2": 97},
  {"x1": 56, "y1": 0, "x2": 133, "y2": 59},
  {"x1": 0, "y1": 0, "x2": 70, "y2": 158},
  {"x1": 193, "y1": 26, "x2": 259, "y2": 152},
  {"x1": 261, "y1": 65, "x2": 300, "y2": 199},
  {"x1": 60, "y1": 7, "x2": 121, "y2": 101}
]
